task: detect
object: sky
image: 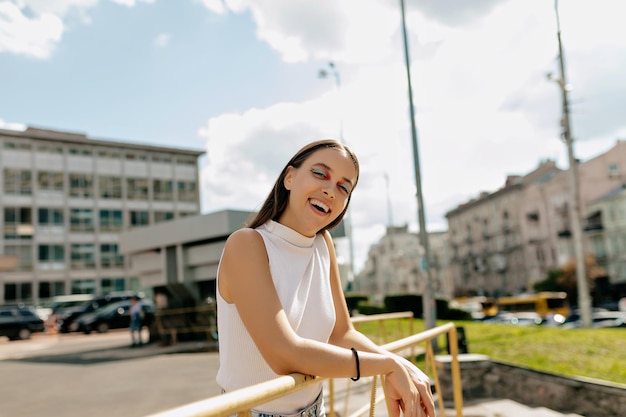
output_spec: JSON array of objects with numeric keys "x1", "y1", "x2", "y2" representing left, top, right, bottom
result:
[{"x1": 2, "y1": 0, "x2": 626, "y2": 274}]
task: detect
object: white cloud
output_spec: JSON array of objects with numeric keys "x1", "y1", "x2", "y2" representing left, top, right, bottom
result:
[
  {"x1": 0, "y1": 118, "x2": 26, "y2": 131},
  {"x1": 153, "y1": 32, "x2": 170, "y2": 48},
  {"x1": 111, "y1": 0, "x2": 155, "y2": 7},
  {"x1": 197, "y1": 0, "x2": 626, "y2": 272},
  {"x1": 0, "y1": 1, "x2": 64, "y2": 58}
]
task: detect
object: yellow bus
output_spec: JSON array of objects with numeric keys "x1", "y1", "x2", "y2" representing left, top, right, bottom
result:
[
  {"x1": 496, "y1": 292, "x2": 570, "y2": 318},
  {"x1": 450, "y1": 296, "x2": 498, "y2": 319}
]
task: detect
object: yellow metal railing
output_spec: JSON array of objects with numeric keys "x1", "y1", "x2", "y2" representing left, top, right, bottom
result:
[{"x1": 146, "y1": 321, "x2": 463, "y2": 417}]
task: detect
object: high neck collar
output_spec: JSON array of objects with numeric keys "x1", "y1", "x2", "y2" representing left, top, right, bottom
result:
[{"x1": 264, "y1": 220, "x2": 316, "y2": 248}]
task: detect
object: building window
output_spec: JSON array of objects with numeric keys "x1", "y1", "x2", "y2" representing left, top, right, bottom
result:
[
  {"x1": 37, "y1": 171, "x2": 64, "y2": 192},
  {"x1": 38, "y1": 281, "x2": 66, "y2": 300},
  {"x1": 4, "y1": 245, "x2": 33, "y2": 271},
  {"x1": 153, "y1": 179, "x2": 173, "y2": 201},
  {"x1": 178, "y1": 180, "x2": 197, "y2": 202},
  {"x1": 99, "y1": 176, "x2": 122, "y2": 199},
  {"x1": 69, "y1": 173, "x2": 93, "y2": 198},
  {"x1": 130, "y1": 210, "x2": 149, "y2": 227},
  {"x1": 69, "y1": 147, "x2": 92, "y2": 156},
  {"x1": 154, "y1": 211, "x2": 174, "y2": 223},
  {"x1": 126, "y1": 153, "x2": 147, "y2": 161},
  {"x1": 2, "y1": 283, "x2": 32, "y2": 303},
  {"x1": 608, "y1": 163, "x2": 620, "y2": 177},
  {"x1": 70, "y1": 244, "x2": 96, "y2": 269},
  {"x1": 176, "y1": 157, "x2": 196, "y2": 166},
  {"x1": 3, "y1": 141, "x2": 32, "y2": 150},
  {"x1": 152, "y1": 155, "x2": 172, "y2": 163},
  {"x1": 127, "y1": 178, "x2": 149, "y2": 200},
  {"x1": 38, "y1": 244, "x2": 65, "y2": 270},
  {"x1": 3, "y1": 168, "x2": 32, "y2": 195},
  {"x1": 37, "y1": 144, "x2": 64, "y2": 154},
  {"x1": 71, "y1": 279, "x2": 96, "y2": 295},
  {"x1": 99, "y1": 209, "x2": 123, "y2": 232},
  {"x1": 38, "y1": 208, "x2": 64, "y2": 227},
  {"x1": 70, "y1": 208, "x2": 95, "y2": 232},
  {"x1": 101, "y1": 244, "x2": 124, "y2": 268},
  {"x1": 97, "y1": 150, "x2": 121, "y2": 159},
  {"x1": 101, "y1": 278, "x2": 125, "y2": 293},
  {"x1": 3, "y1": 207, "x2": 34, "y2": 240}
]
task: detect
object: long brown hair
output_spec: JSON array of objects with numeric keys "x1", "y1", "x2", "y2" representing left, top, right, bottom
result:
[{"x1": 248, "y1": 139, "x2": 360, "y2": 233}]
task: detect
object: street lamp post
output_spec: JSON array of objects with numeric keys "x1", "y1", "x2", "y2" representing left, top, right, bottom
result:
[
  {"x1": 399, "y1": 0, "x2": 436, "y2": 331},
  {"x1": 549, "y1": 0, "x2": 592, "y2": 328},
  {"x1": 319, "y1": 62, "x2": 356, "y2": 286}
]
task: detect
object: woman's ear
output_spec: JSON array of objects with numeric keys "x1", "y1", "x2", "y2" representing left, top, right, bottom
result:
[{"x1": 283, "y1": 166, "x2": 294, "y2": 190}]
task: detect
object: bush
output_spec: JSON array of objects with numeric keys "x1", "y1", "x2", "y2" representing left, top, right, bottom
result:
[
  {"x1": 384, "y1": 294, "x2": 423, "y2": 318},
  {"x1": 356, "y1": 303, "x2": 386, "y2": 315},
  {"x1": 344, "y1": 293, "x2": 369, "y2": 313}
]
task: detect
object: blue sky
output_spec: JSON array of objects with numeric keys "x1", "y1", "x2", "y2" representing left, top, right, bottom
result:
[{"x1": 2, "y1": 0, "x2": 626, "y2": 273}]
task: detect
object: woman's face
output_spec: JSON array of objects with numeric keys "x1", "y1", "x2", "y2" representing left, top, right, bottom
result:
[{"x1": 279, "y1": 147, "x2": 358, "y2": 237}]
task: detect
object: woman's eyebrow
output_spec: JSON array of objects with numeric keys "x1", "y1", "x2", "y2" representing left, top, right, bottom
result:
[{"x1": 312, "y1": 162, "x2": 354, "y2": 187}]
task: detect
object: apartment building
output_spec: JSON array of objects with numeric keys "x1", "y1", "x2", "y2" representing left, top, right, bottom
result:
[
  {"x1": 0, "y1": 126, "x2": 203, "y2": 305},
  {"x1": 356, "y1": 225, "x2": 452, "y2": 301},
  {"x1": 446, "y1": 140, "x2": 626, "y2": 297}
]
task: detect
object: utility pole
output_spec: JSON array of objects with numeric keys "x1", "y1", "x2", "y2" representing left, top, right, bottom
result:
[
  {"x1": 399, "y1": 0, "x2": 436, "y2": 330},
  {"x1": 319, "y1": 62, "x2": 356, "y2": 286},
  {"x1": 550, "y1": 0, "x2": 592, "y2": 328}
]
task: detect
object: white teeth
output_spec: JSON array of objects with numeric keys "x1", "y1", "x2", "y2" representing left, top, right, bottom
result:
[{"x1": 310, "y1": 199, "x2": 329, "y2": 213}]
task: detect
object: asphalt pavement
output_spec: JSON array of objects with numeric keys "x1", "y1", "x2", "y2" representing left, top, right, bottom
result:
[{"x1": 0, "y1": 331, "x2": 582, "y2": 417}]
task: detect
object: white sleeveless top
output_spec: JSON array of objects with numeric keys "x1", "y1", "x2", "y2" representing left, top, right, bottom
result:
[{"x1": 216, "y1": 220, "x2": 336, "y2": 414}]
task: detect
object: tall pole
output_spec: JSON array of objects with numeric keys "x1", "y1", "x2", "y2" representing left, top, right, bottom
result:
[
  {"x1": 399, "y1": 0, "x2": 436, "y2": 330},
  {"x1": 319, "y1": 62, "x2": 356, "y2": 286},
  {"x1": 552, "y1": 0, "x2": 592, "y2": 328}
]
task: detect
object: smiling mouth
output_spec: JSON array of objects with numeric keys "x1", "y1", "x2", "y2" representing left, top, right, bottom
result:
[{"x1": 310, "y1": 198, "x2": 330, "y2": 214}]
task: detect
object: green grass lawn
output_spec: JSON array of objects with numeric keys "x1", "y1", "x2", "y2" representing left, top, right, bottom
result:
[{"x1": 357, "y1": 318, "x2": 626, "y2": 385}]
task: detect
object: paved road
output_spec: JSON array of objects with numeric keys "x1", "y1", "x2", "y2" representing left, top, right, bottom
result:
[
  {"x1": 0, "y1": 332, "x2": 582, "y2": 417},
  {"x1": 0, "y1": 331, "x2": 222, "y2": 417}
]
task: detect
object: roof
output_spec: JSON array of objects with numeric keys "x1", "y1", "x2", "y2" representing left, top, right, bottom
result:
[{"x1": 0, "y1": 126, "x2": 205, "y2": 156}]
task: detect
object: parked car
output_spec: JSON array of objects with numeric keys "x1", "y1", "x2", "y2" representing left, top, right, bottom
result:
[
  {"x1": 75, "y1": 299, "x2": 154, "y2": 334},
  {"x1": 0, "y1": 304, "x2": 45, "y2": 341},
  {"x1": 57, "y1": 292, "x2": 136, "y2": 333},
  {"x1": 489, "y1": 312, "x2": 544, "y2": 326},
  {"x1": 35, "y1": 294, "x2": 95, "y2": 322}
]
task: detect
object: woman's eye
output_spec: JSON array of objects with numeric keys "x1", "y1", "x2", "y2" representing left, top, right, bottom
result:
[
  {"x1": 339, "y1": 184, "x2": 351, "y2": 194},
  {"x1": 311, "y1": 168, "x2": 327, "y2": 178}
]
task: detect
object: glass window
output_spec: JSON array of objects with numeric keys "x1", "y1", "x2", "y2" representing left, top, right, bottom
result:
[
  {"x1": 101, "y1": 278, "x2": 125, "y2": 293},
  {"x1": 99, "y1": 176, "x2": 122, "y2": 199},
  {"x1": 154, "y1": 211, "x2": 174, "y2": 223},
  {"x1": 69, "y1": 148, "x2": 92, "y2": 156},
  {"x1": 4, "y1": 245, "x2": 33, "y2": 271},
  {"x1": 37, "y1": 144, "x2": 64, "y2": 154},
  {"x1": 70, "y1": 244, "x2": 96, "y2": 269},
  {"x1": 99, "y1": 209, "x2": 123, "y2": 232},
  {"x1": 37, "y1": 244, "x2": 65, "y2": 270},
  {"x1": 71, "y1": 279, "x2": 96, "y2": 295},
  {"x1": 69, "y1": 173, "x2": 93, "y2": 198},
  {"x1": 38, "y1": 208, "x2": 64, "y2": 226},
  {"x1": 3, "y1": 141, "x2": 31, "y2": 150},
  {"x1": 177, "y1": 180, "x2": 197, "y2": 202},
  {"x1": 153, "y1": 179, "x2": 173, "y2": 201},
  {"x1": 127, "y1": 178, "x2": 149, "y2": 200},
  {"x1": 3, "y1": 207, "x2": 34, "y2": 240},
  {"x1": 97, "y1": 150, "x2": 120, "y2": 159},
  {"x1": 101, "y1": 244, "x2": 124, "y2": 268},
  {"x1": 152, "y1": 155, "x2": 172, "y2": 163},
  {"x1": 3, "y1": 169, "x2": 32, "y2": 195},
  {"x1": 37, "y1": 171, "x2": 64, "y2": 192},
  {"x1": 38, "y1": 281, "x2": 66, "y2": 300},
  {"x1": 130, "y1": 210, "x2": 149, "y2": 227},
  {"x1": 70, "y1": 209, "x2": 95, "y2": 232}
]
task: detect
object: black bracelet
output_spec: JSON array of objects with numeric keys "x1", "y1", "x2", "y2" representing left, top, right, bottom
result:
[{"x1": 350, "y1": 347, "x2": 360, "y2": 381}]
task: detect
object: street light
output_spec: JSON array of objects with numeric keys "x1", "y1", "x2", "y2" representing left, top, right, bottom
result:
[
  {"x1": 318, "y1": 61, "x2": 356, "y2": 286},
  {"x1": 548, "y1": 0, "x2": 592, "y2": 328}
]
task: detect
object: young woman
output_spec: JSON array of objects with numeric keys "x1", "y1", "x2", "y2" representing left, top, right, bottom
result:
[{"x1": 216, "y1": 140, "x2": 435, "y2": 417}]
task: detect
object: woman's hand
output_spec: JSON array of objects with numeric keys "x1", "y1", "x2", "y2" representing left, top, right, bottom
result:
[
  {"x1": 397, "y1": 356, "x2": 436, "y2": 416},
  {"x1": 384, "y1": 358, "x2": 430, "y2": 417}
]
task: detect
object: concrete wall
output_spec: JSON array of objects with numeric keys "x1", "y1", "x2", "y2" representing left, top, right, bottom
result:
[{"x1": 435, "y1": 354, "x2": 626, "y2": 417}]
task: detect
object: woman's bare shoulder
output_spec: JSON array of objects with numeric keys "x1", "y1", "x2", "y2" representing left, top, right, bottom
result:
[{"x1": 223, "y1": 228, "x2": 267, "y2": 257}]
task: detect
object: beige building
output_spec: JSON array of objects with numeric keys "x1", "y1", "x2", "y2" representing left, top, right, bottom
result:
[
  {"x1": 446, "y1": 140, "x2": 626, "y2": 297},
  {"x1": 0, "y1": 126, "x2": 203, "y2": 305},
  {"x1": 356, "y1": 225, "x2": 452, "y2": 301},
  {"x1": 119, "y1": 210, "x2": 254, "y2": 301}
]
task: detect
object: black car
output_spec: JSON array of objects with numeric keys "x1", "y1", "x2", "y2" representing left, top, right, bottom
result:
[
  {"x1": 0, "y1": 304, "x2": 45, "y2": 341},
  {"x1": 57, "y1": 292, "x2": 136, "y2": 333},
  {"x1": 76, "y1": 299, "x2": 154, "y2": 334}
]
